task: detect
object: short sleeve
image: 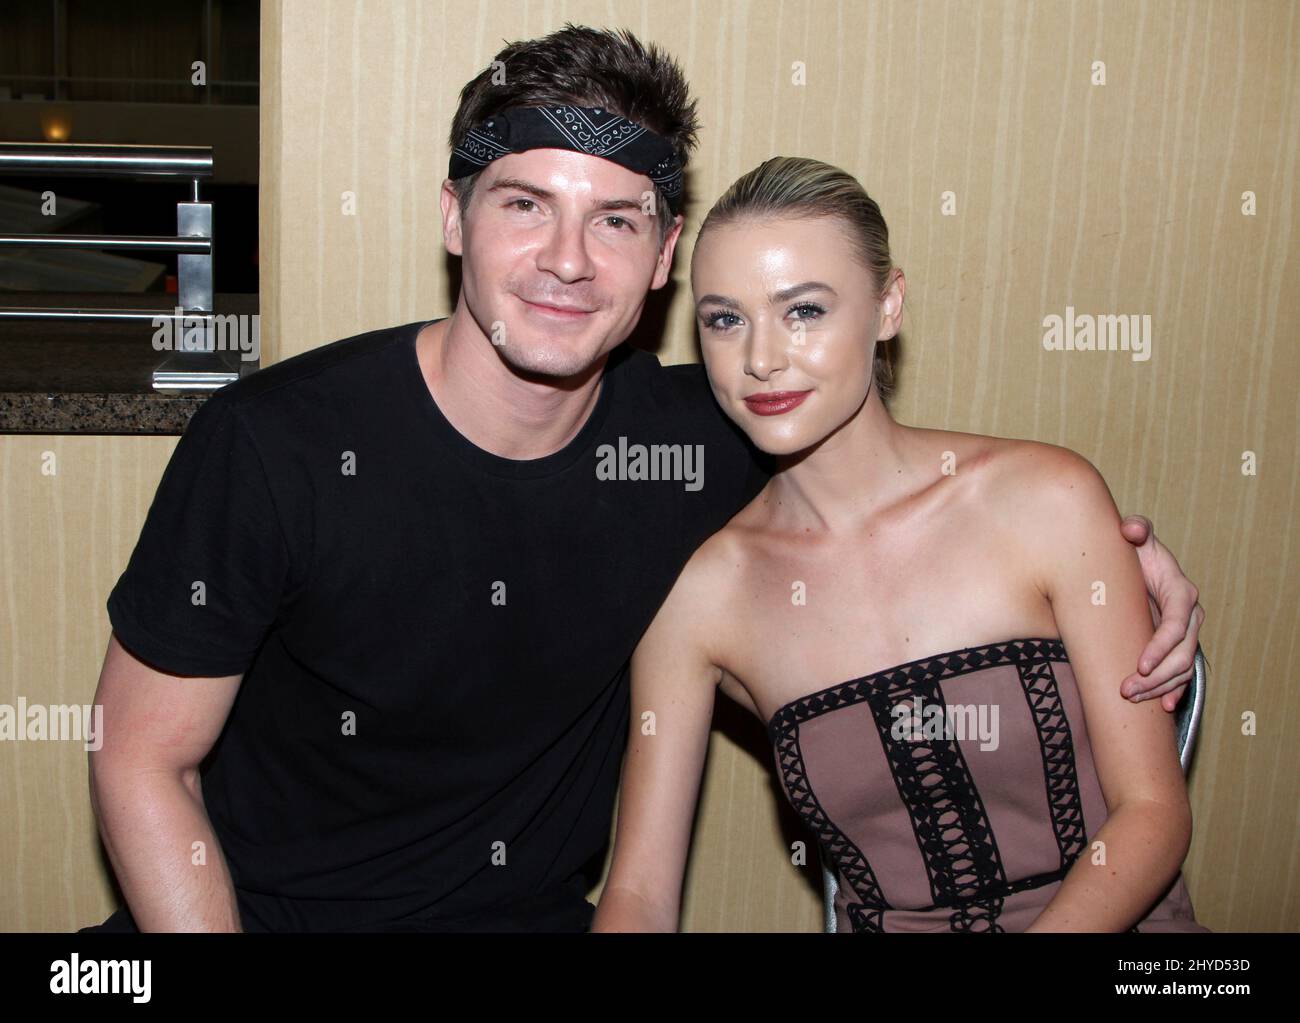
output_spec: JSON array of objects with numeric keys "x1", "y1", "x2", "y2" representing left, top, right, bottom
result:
[{"x1": 107, "y1": 393, "x2": 292, "y2": 677}]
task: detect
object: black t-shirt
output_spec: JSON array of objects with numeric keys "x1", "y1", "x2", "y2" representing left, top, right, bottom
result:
[{"x1": 106, "y1": 317, "x2": 771, "y2": 932}]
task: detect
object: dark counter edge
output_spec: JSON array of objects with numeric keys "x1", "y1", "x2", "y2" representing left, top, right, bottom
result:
[{"x1": 0, "y1": 392, "x2": 207, "y2": 435}]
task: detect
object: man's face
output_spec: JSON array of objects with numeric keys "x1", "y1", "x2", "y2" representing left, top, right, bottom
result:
[{"x1": 440, "y1": 148, "x2": 683, "y2": 379}]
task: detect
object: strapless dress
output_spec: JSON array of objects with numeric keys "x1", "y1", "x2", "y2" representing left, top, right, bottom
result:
[{"x1": 767, "y1": 637, "x2": 1208, "y2": 932}]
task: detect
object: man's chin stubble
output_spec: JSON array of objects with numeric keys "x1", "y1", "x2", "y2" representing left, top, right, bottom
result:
[{"x1": 493, "y1": 341, "x2": 606, "y2": 390}]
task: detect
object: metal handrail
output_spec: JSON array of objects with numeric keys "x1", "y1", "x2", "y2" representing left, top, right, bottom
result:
[
  {"x1": 0, "y1": 309, "x2": 214, "y2": 322},
  {"x1": 0, "y1": 142, "x2": 212, "y2": 180},
  {"x1": 0, "y1": 142, "x2": 231, "y2": 391},
  {"x1": 0, "y1": 234, "x2": 211, "y2": 253}
]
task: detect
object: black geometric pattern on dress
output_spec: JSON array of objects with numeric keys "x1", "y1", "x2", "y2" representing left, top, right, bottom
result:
[
  {"x1": 1016, "y1": 659, "x2": 1088, "y2": 871},
  {"x1": 861, "y1": 674, "x2": 1009, "y2": 933},
  {"x1": 768, "y1": 638, "x2": 1070, "y2": 732},
  {"x1": 768, "y1": 637, "x2": 1074, "y2": 934},
  {"x1": 772, "y1": 723, "x2": 889, "y2": 932}
]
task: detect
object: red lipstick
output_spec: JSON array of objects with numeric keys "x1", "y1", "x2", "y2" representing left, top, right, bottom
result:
[{"x1": 743, "y1": 390, "x2": 812, "y2": 416}]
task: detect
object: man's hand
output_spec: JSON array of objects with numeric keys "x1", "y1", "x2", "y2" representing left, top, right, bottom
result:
[{"x1": 1118, "y1": 515, "x2": 1206, "y2": 712}]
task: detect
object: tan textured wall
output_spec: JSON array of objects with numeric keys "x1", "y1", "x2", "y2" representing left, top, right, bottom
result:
[
  {"x1": 2, "y1": 0, "x2": 1296, "y2": 932},
  {"x1": 1, "y1": 437, "x2": 180, "y2": 929}
]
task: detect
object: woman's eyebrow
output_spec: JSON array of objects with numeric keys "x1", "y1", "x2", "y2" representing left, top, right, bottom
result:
[
  {"x1": 695, "y1": 282, "x2": 838, "y2": 309},
  {"x1": 771, "y1": 281, "x2": 837, "y2": 302}
]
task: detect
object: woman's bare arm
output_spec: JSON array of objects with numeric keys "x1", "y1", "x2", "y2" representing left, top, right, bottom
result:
[
  {"x1": 1015, "y1": 446, "x2": 1192, "y2": 931},
  {"x1": 590, "y1": 547, "x2": 725, "y2": 933}
]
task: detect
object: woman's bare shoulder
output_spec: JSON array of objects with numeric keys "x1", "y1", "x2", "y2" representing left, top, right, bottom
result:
[
  {"x1": 904, "y1": 426, "x2": 1104, "y2": 495},
  {"x1": 664, "y1": 505, "x2": 771, "y2": 616},
  {"x1": 961, "y1": 436, "x2": 1121, "y2": 563},
  {"x1": 897, "y1": 428, "x2": 1116, "y2": 551},
  {"x1": 678, "y1": 517, "x2": 757, "y2": 592},
  {"x1": 984, "y1": 436, "x2": 1110, "y2": 503}
]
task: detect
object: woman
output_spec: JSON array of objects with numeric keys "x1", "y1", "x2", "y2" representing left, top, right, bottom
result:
[{"x1": 591, "y1": 157, "x2": 1207, "y2": 933}]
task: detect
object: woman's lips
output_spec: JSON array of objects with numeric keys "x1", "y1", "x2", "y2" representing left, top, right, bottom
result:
[{"x1": 742, "y1": 390, "x2": 812, "y2": 415}]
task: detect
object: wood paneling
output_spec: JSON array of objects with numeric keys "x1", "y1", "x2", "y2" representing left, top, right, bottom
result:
[{"x1": 0, "y1": 436, "x2": 179, "y2": 929}]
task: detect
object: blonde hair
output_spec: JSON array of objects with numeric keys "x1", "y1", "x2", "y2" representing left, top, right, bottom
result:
[{"x1": 695, "y1": 156, "x2": 899, "y2": 404}]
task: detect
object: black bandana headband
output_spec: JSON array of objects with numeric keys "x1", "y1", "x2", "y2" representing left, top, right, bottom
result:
[{"x1": 449, "y1": 104, "x2": 685, "y2": 214}]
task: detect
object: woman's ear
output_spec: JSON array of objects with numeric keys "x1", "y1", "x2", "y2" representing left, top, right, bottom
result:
[{"x1": 877, "y1": 268, "x2": 906, "y2": 341}]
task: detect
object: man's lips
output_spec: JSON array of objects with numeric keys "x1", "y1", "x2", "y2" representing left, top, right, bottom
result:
[
  {"x1": 742, "y1": 390, "x2": 812, "y2": 416},
  {"x1": 518, "y1": 296, "x2": 596, "y2": 319}
]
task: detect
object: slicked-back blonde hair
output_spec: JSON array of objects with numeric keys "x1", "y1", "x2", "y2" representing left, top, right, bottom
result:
[{"x1": 694, "y1": 156, "x2": 899, "y2": 404}]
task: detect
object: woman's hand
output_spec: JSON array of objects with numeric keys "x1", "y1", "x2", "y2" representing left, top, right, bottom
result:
[{"x1": 1118, "y1": 515, "x2": 1206, "y2": 711}]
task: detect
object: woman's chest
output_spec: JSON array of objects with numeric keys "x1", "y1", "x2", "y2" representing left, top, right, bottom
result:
[{"x1": 714, "y1": 530, "x2": 1057, "y2": 724}]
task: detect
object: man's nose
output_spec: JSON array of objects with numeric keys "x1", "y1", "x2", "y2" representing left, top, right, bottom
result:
[{"x1": 536, "y1": 213, "x2": 595, "y2": 283}]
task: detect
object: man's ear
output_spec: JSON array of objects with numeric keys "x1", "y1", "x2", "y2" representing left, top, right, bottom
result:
[
  {"x1": 650, "y1": 213, "x2": 685, "y2": 291},
  {"x1": 440, "y1": 179, "x2": 464, "y2": 256}
]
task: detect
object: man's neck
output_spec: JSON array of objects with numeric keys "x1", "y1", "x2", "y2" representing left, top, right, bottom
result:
[{"x1": 414, "y1": 311, "x2": 608, "y2": 460}]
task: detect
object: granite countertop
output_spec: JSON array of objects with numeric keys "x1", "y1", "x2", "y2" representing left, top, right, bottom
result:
[
  {"x1": 0, "y1": 390, "x2": 211, "y2": 434},
  {"x1": 0, "y1": 292, "x2": 258, "y2": 435}
]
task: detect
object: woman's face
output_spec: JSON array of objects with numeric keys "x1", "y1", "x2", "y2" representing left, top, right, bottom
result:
[{"x1": 691, "y1": 215, "x2": 902, "y2": 457}]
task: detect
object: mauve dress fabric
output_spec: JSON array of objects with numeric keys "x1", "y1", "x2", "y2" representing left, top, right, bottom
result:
[{"x1": 768, "y1": 638, "x2": 1208, "y2": 933}]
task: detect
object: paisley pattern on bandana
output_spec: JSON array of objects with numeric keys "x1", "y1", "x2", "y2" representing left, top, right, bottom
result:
[{"x1": 450, "y1": 104, "x2": 685, "y2": 212}]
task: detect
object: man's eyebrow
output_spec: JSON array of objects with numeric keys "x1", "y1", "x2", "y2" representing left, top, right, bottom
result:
[
  {"x1": 592, "y1": 197, "x2": 651, "y2": 215},
  {"x1": 486, "y1": 177, "x2": 555, "y2": 200},
  {"x1": 696, "y1": 281, "x2": 838, "y2": 309},
  {"x1": 486, "y1": 177, "x2": 649, "y2": 215}
]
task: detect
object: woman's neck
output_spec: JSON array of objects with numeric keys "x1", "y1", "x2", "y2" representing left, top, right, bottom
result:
[{"x1": 765, "y1": 388, "x2": 924, "y2": 533}]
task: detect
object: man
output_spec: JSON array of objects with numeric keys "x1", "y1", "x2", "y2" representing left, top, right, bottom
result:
[{"x1": 84, "y1": 25, "x2": 1203, "y2": 933}]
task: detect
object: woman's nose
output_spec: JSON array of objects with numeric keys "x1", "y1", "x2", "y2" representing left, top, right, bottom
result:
[{"x1": 745, "y1": 319, "x2": 789, "y2": 378}]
